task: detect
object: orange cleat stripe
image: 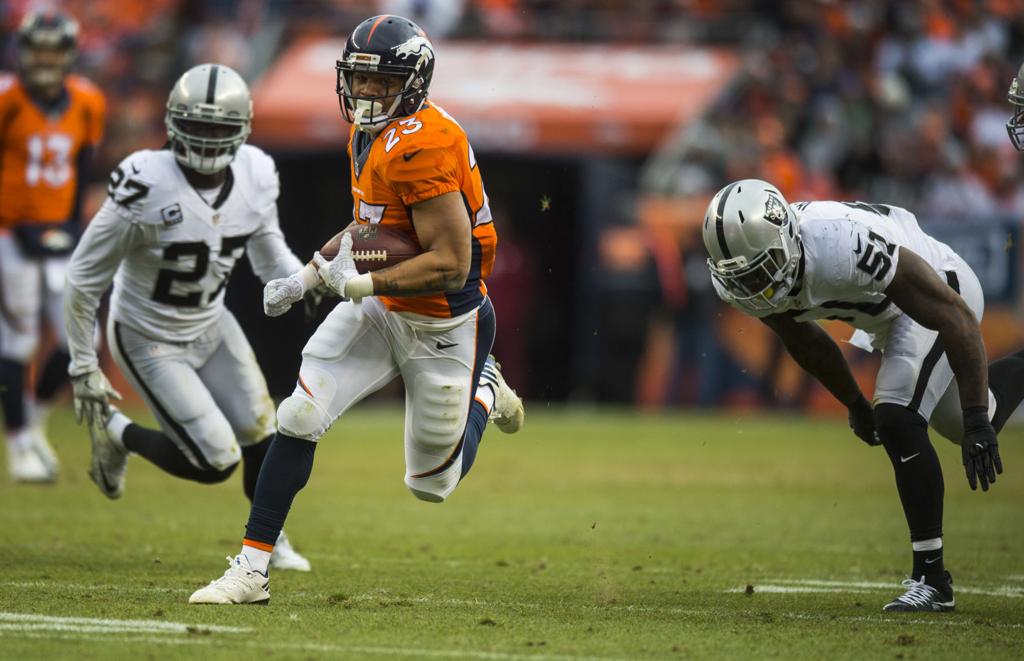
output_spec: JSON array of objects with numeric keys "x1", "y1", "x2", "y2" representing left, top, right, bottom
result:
[
  {"x1": 298, "y1": 375, "x2": 313, "y2": 398},
  {"x1": 243, "y1": 538, "x2": 275, "y2": 553}
]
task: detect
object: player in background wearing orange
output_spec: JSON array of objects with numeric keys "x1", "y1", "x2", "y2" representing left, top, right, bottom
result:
[
  {"x1": 0, "y1": 11, "x2": 105, "y2": 482},
  {"x1": 190, "y1": 15, "x2": 524, "y2": 604}
]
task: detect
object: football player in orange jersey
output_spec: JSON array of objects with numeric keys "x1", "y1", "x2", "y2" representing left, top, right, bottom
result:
[
  {"x1": 0, "y1": 10, "x2": 105, "y2": 482},
  {"x1": 190, "y1": 15, "x2": 524, "y2": 604}
]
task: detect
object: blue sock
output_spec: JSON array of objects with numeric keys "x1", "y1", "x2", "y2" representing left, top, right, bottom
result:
[
  {"x1": 459, "y1": 401, "x2": 490, "y2": 480},
  {"x1": 244, "y1": 433, "x2": 317, "y2": 547}
]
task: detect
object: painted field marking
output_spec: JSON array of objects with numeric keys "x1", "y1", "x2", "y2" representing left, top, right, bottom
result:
[
  {"x1": 3, "y1": 581, "x2": 1022, "y2": 634},
  {"x1": 0, "y1": 612, "x2": 250, "y2": 634},
  {"x1": 726, "y1": 578, "x2": 1024, "y2": 599},
  {"x1": 0, "y1": 629, "x2": 631, "y2": 661}
]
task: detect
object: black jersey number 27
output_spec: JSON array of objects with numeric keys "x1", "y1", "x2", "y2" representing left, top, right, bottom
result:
[
  {"x1": 152, "y1": 235, "x2": 251, "y2": 307},
  {"x1": 854, "y1": 230, "x2": 897, "y2": 282}
]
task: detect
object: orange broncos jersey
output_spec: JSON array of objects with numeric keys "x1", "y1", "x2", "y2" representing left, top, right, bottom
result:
[
  {"x1": 0, "y1": 73, "x2": 106, "y2": 228},
  {"x1": 348, "y1": 100, "x2": 497, "y2": 318}
]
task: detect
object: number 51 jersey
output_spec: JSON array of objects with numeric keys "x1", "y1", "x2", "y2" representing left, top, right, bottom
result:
[
  {"x1": 715, "y1": 201, "x2": 964, "y2": 347},
  {"x1": 69, "y1": 145, "x2": 301, "y2": 344}
]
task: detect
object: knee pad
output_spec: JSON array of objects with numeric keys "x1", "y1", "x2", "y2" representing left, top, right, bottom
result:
[
  {"x1": 179, "y1": 411, "x2": 240, "y2": 472},
  {"x1": 410, "y1": 373, "x2": 468, "y2": 452},
  {"x1": 0, "y1": 325, "x2": 39, "y2": 363},
  {"x1": 277, "y1": 393, "x2": 331, "y2": 442},
  {"x1": 407, "y1": 485, "x2": 446, "y2": 503},
  {"x1": 875, "y1": 403, "x2": 928, "y2": 452}
]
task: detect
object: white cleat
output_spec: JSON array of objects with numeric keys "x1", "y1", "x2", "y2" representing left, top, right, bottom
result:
[
  {"x1": 480, "y1": 355, "x2": 524, "y2": 434},
  {"x1": 28, "y1": 424, "x2": 59, "y2": 476},
  {"x1": 7, "y1": 437, "x2": 54, "y2": 483},
  {"x1": 189, "y1": 555, "x2": 270, "y2": 605},
  {"x1": 270, "y1": 530, "x2": 311, "y2": 572},
  {"x1": 88, "y1": 408, "x2": 129, "y2": 500}
]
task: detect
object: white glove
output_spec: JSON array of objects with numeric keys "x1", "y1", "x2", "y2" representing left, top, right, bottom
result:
[
  {"x1": 313, "y1": 233, "x2": 364, "y2": 301},
  {"x1": 264, "y1": 274, "x2": 305, "y2": 317},
  {"x1": 72, "y1": 370, "x2": 122, "y2": 425}
]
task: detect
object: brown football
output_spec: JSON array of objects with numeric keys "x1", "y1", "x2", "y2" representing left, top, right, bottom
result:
[{"x1": 319, "y1": 224, "x2": 421, "y2": 273}]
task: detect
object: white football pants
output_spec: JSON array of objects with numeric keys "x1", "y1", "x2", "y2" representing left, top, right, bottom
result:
[
  {"x1": 0, "y1": 231, "x2": 68, "y2": 362},
  {"x1": 276, "y1": 296, "x2": 495, "y2": 502},
  {"x1": 873, "y1": 258, "x2": 995, "y2": 442},
  {"x1": 107, "y1": 310, "x2": 277, "y2": 471}
]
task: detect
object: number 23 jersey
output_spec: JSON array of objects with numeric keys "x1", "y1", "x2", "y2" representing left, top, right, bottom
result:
[
  {"x1": 67, "y1": 145, "x2": 302, "y2": 352},
  {"x1": 348, "y1": 100, "x2": 497, "y2": 319},
  {"x1": 715, "y1": 201, "x2": 963, "y2": 342}
]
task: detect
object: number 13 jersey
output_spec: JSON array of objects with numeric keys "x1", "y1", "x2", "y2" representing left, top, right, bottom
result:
[
  {"x1": 66, "y1": 146, "x2": 302, "y2": 373},
  {"x1": 0, "y1": 73, "x2": 105, "y2": 228},
  {"x1": 348, "y1": 100, "x2": 497, "y2": 319},
  {"x1": 715, "y1": 201, "x2": 963, "y2": 344}
]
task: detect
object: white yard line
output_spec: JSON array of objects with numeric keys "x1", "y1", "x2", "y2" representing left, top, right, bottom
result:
[
  {"x1": 0, "y1": 629, "x2": 631, "y2": 661},
  {"x1": 3, "y1": 581, "x2": 1022, "y2": 636},
  {"x1": 0, "y1": 612, "x2": 250, "y2": 633},
  {"x1": 762, "y1": 578, "x2": 1024, "y2": 598}
]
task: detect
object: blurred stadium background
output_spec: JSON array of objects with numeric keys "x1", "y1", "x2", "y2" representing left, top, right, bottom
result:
[{"x1": 3, "y1": 0, "x2": 1024, "y2": 412}]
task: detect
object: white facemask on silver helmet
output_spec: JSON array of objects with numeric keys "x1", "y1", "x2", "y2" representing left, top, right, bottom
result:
[
  {"x1": 165, "y1": 64, "x2": 252, "y2": 174},
  {"x1": 702, "y1": 179, "x2": 802, "y2": 311}
]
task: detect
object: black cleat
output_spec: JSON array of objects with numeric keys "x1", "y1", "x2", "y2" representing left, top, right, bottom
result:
[{"x1": 883, "y1": 571, "x2": 955, "y2": 612}]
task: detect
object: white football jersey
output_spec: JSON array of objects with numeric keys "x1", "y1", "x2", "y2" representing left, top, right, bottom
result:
[
  {"x1": 66, "y1": 146, "x2": 302, "y2": 375},
  {"x1": 714, "y1": 200, "x2": 963, "y2": 344}
]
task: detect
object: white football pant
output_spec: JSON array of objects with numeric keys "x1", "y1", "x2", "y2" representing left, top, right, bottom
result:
[
  {"x1": 0, "y1": 231, "x2": 68, "y2": 362},
  {"x1": 276, "y1": 296, "x2": 495, "y2": 503},
  {"x1": 873, "y1": 258, "x2": 995, "y2": 442},
  {"x1": 107, "y1": 310, "x2": 277, "y2": 471}
]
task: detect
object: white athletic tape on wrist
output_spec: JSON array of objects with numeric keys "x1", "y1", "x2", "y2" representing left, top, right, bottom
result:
[
  {"x1": 344, "y1": 272, "x2": 374, "y2": 299},
  {"x1": 297, "y1": 263, "x2": 321, "y2": 293}
]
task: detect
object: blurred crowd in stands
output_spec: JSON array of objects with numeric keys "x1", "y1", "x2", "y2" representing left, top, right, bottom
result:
[
  {"x1": 4, "y1": 0, "x2": 1024, "y2": 220},
  {"x1": 654, "y1": 0, "x2": 1024, "y2": 222}
]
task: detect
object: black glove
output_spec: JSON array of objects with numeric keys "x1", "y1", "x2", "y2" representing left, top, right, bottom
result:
[
  {"x1": 962, "y1": 406, "x2": 1002, "y2": 491},
  {"x1": 848, "y1": 395, "x2": 881, "y2": 446}
]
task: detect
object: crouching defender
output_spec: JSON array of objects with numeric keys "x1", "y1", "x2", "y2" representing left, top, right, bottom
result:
[
  {"x1": 189, "y1": 15, "x2": 524, "y2": 605},
  {"x1": 65, "y1": 64, "x2": 311, "y2": 571},
  {"x1": 703, "y1": 179, "x2": 1024, "y2": 612}
]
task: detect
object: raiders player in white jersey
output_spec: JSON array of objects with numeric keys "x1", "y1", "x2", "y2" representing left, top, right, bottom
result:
[
  {"x1": 704, "y1": 179, "x2": 1024, "y2": 613},
  {"x1": 64, "y1": 64, "x2": 311, "y2": 571}
]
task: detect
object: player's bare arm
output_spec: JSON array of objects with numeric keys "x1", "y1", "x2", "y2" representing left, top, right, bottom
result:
[
  {"x1": 884, "y1": 247, "x2": 988, "y2": 409},
  {"x1": 370, "y1": 191, "x2": 471, "y2": 295},
  {"x1": 761, "y1": 313, "x2": 878, "y2": 445},
  {"x1": 761, "y1": 315, "x2": 863, "y2": 406}
]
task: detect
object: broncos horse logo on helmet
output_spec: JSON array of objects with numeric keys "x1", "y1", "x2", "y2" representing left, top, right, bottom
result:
[{"x1": 336, "y1": 15, "x2": 435, "y2": 132}]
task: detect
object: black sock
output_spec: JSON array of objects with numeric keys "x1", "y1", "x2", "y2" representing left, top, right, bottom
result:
[
  {"x1": 123, "y1": 423, "x2": 236, "y2": 483},
  {"x1": 34, "y1": 349, "x2": 70, "y2": 402},
  {"x1": 244, "y1": 433, "x2": 316, "y2": 547},
  {"x1": 459, "y1": 400, "x2": 490, "y2": 480},
  {"x1": 0, "y1": 357, "x2": 27, "y2": 430},
  {"x1": 989, "y1": 348, "x2": 1024, "y2": 433},
  {"x1": 912, "y1": 547, "x2": 946, "y2": 583},
  {"x1": 875, "y1": 403, "x2": 945, "y2": 565},
  {"x1": 241, "y1": 435, "x2": 273, "y2": 502}
]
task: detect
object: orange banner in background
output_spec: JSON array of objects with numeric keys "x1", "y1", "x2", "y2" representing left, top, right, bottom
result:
[{"x1": 251, "y1": 39, "x2": 739, "y2": 155}]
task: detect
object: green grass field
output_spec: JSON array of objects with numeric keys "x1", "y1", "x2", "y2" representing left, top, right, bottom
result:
[{"x1": 1, "y1": 406, "x2": 1022, "y2": 660}]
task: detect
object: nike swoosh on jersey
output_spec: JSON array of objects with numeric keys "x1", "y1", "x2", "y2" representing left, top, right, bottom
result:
[
  {"x1": 403, "y1": 149, "x2": 423, "y2": 162},
  {"x1": 436, "y1": 341, "x2": 458, "y2": 350}
]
